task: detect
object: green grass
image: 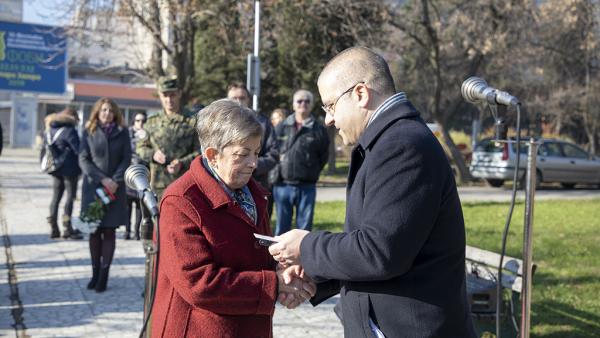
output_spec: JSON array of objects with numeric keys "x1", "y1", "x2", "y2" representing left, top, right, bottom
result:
[
  {"x1": 311, "y1": 199, "x2": 600, "y2": 337},
  {"x1": 319, "y1": 160, "x2": 349, "y2": 184}
]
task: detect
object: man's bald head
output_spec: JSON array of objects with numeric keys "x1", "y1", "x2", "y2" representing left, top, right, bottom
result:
[{"x1": 318, "y1": 47, "x2": 396, "y2": 96}]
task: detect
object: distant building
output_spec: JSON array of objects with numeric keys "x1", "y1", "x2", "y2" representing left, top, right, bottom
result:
[{"x1": 0, "y1": 4, "x2": 162, "y2": 148}]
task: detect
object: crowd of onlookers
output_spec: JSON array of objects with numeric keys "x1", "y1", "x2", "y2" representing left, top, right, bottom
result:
[{"x1": 40, "y1": 76, "x2": 330, "y2": 294}]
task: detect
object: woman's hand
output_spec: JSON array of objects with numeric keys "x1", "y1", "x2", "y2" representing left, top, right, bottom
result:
[
  {"x1": 101, "y1": 177, "x2": 118, "y2": 194},
  {"x1": 276, "y1": 264, "x2": 316, "y2": 309}
]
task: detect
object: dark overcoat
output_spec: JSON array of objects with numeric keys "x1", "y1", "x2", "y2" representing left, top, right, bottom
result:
[
  {"x1": 44, "y1": 113, "x2": 81, "y2": 177},
  {"x1": 300, "y1": 101, "x2": 477, "y2": 337},
  {"x1": 152, "y1": 157, "x2": 277, "y2": 338},
  {"x1": 79, "y1": 125, "x2": 131, "y2": 228}
]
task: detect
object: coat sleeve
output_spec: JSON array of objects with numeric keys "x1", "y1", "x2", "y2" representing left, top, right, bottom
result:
[
  {"x1": 159, "y1": 195, "x2": 278, "y2": 315},
  {"x1": 300, "y1": 136, "x2": 442, "y2": 282},
  {"x1": 136, "y1": 123, "x2": 155, "y2": 165},
  {"x1": 317, "y1": 125, "x2": 330, "y2": 170},
  {"x1": 78, "y1": 130, "x2": 107, "y2": 183},
  {"x1": 176, "y1": 124, "x2": 200, "y2": 170},
  {"x1": 64, "y1": 127, "x2": 80, "y2": 155},
  {"x1": 254, "y1": 121, "x2": 279, "y2": 177},
  {"x1": 111, "y1": 131, "x2": 132, "y2": 183}
]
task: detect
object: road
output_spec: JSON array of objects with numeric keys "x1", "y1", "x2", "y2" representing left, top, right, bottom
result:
[{"x1": 317, "y1": 185, "x2": 600, "y2": 202}]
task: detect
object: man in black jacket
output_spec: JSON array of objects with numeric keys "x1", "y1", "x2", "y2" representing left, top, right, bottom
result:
[
  {"x1": 272, "y1": 90, "x2": 329, "y2": 235},
  {"x1": 269, "y1": 47, "x2": 476, "y2": 337},
  {"x1": 226, "y1": 82, "x2": 279, "y2": 192}
]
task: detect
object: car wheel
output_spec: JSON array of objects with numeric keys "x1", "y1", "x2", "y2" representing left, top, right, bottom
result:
[
  {"x1": 486, "y1": 179, "x2": 504, "y2": 188},
  {"x1": 561, "y1": 183, "x2": 576, "y2": 189}
]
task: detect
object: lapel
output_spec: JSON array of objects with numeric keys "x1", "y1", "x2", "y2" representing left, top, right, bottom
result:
[{"x1": 190, "y1": 157, "x2": 268, "y2": 230}]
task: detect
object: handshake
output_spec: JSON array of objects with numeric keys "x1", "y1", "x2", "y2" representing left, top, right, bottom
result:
[
  {"x1": 257, "y1": 230, "x2": 313, "y2": 309},
  {"x1": 276, "y1": 264, "x2": 315, "y2": 309}
]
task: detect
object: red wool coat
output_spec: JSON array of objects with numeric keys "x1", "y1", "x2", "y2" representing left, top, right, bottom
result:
[{"x1": 151, "y1": 157, "x2": 278, "y2": 338}]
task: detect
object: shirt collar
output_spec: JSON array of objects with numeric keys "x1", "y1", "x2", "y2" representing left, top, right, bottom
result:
[{"x1": 366, "y1": 92, "x2": 408, "y2": 127}]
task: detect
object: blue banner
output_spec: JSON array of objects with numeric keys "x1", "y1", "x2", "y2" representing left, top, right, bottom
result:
[{"x1": 0, "y1": 21, "x2": 67, "y2": 94}]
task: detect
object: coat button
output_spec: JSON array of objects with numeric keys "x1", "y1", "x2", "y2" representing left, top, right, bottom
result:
[{"x1": 254, "y1": 242, "x2": 260, "y2": 249}]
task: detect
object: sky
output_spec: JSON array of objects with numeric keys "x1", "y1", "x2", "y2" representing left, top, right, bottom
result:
[{"x1": 22, "y1": 0, "x2": 69, "y2": 26}]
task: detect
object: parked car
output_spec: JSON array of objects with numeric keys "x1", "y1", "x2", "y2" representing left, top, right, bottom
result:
[{"x1": 470, "y1": 138, "x2": 600, "y2": 189}]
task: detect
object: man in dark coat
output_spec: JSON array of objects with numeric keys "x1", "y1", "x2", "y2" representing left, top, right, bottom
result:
[
  {"x1": 269, "y1": 47, "x2": 477, "y2": 337},
  {"x1": 226, "y1": 82, "x2": 279, "y2": 191}
]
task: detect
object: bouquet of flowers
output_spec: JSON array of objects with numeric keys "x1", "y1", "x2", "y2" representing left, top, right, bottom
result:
[{"x1": 73, "y1": 199, "x2": 105, "y2": 235}]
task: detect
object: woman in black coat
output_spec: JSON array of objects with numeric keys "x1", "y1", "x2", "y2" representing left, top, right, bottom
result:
[
  {"x1": 44, "y1": 108, "x2": 83, "y2": 239},
  {"x1": 79, "y1": 97, "x2": 131, "y2": 293}
]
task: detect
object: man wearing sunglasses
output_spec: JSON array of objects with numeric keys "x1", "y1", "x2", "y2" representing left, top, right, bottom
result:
[
  {"x1": 269, "y1": 47, "x2": 476, "y2": 338},
  {"x1": 272, "y1": 90, "x2": 329, "y2": 236}
]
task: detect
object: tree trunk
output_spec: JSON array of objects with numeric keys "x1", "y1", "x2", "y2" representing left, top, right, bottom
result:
[{"x1": 440, "y1": 124, "x2": 473, "y2": 184}]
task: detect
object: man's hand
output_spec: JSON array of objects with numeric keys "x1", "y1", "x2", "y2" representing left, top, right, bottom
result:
[
  {"x1": 153, "y1": 149, "x2": 166, "y2": 164},
  {"x1": 167, "y1": 159, "x2": 182, "y2": 174},
  {"x1": 276, "y1": 264, "x2": 316, "y2": 309},
  {"x1": 269, "y1": 229, "x2": 309, "y2": 267},
  {"x1": 101, "y1": 177, "x2": 118, "y2": 194}
]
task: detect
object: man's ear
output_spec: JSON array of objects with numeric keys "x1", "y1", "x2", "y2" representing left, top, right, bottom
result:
[
  {"x1": 354, "y1": 83, "x2": 370, "y2": 108},
  {"x1": 203, "y1": 147, "x2": 219, "y2": 166}
]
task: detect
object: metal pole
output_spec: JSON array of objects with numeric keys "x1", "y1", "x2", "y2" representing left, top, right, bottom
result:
[
  {"x1": 140, "y1": 202, "x2": 158, "y2": 337},
  {"x1": 252, "y1": 0, "x2": 261, "y2": 112},
  {"x1": 520, "y1": 137, "x2": 538, "y2": 338}
]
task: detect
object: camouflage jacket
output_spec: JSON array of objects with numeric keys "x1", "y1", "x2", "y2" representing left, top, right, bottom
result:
[{"x1": 136, "y1": 109, "x2": 200, "y2": 198}]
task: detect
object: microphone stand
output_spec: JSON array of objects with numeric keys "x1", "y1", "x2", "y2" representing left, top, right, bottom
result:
[
  {"x1": 480, "y1": 102, "x2": 536, "y2": 338},
  {"x1": 138, "y1": 190, "x2": 159, "y2": 338},
  {"x1": 520, "y1": 136, "x2": 538, "y2": 338}
]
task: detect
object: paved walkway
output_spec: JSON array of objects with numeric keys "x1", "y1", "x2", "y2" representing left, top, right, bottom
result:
[{"x1": 0, "y1": 148, "x2": 342, "y2": 338}]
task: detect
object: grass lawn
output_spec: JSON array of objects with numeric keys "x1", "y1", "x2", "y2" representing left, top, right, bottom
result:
[{"x1": 311, "y1": 199, "x2": 600, "y2": 338}]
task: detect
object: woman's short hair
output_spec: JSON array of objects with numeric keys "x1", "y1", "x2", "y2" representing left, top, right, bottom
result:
[{"x1": 196, "y1": 99, "x2": 263, "y2": 152}]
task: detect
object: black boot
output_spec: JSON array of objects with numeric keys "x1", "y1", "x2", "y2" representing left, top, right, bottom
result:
[
  {"x1": 62, "y1": 216, "x2": 83, "y2": 240},
  {"x1": 47, "y1": 216, "x2": 60, "y2": 239},
  {"x1": 95, "y1": 266, "x2": 110, "y2": 293},
  {"x1": 87, "y1": 266, "x2": 99, "y2": 290}
]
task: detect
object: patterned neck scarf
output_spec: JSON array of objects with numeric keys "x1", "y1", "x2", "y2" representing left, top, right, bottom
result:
[
  {"x1": 100, "y1": 122, "x2": 116, "y2": 136},
  {"x1": 201, "y1": 158, "x2": 257, "y2": 224}
]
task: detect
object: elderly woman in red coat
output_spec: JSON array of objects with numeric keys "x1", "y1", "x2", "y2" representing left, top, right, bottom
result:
[{"x1": 152, "y1": 100, "x2": 315, "y2": 338}]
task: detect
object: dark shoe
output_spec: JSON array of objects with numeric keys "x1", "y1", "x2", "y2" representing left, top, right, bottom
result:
[
  {"x1": 62, "y1": 227, "x2": 84, "y2": 240},
  {"x1": 62, "y1": 217, "x2": 83, "y2": 240},
  {"x1": 95, "y1": 266, "x2": 110, "y2": 293},
  {"x1": 47, "y1": 216, "x2": 60, "y2": 239},
  {"x1": 124, "y1": 232, "x2": 131, "y2": 240},
  {"x1": 87, "y1": 266, "x2": 99, "y2": 290},
  {"x1": 135, "y1": 233, "x2": 141, "y2": 241},
  {"x1": 50, "y1": 229, "x2": 61, "y2": 239}
]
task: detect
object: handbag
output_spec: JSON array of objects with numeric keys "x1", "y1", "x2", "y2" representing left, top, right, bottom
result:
[{"x1": 40, "y1": 127, "x2": 67, "y2": 174}]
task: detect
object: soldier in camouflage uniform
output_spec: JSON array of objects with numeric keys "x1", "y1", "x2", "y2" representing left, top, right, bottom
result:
[{"x1": 136, "y1": 76, "x2": 200, "y2": 199}]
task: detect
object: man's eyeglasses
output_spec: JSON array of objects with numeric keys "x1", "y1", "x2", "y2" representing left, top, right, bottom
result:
[
  {"x1": 321, "y1": 82, "x2": 363, "y2": 116},
  {"x1": 296, "y1": 99, "x2": 310, "y2": 104}
]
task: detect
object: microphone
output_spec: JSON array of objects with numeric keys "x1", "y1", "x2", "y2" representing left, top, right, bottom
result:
[
  {"x1": 125, "y1": 164, "x2": 159, "y2": 217},
  {"x1": 461, "y1": 77, "x2": 519, "y2": 107}
]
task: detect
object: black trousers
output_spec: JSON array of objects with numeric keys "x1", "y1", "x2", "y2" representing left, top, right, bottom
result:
[
  {"x1": 49, "y1": 175, "x2": 78, "y2": 223},
  {"x1": 125, "y1": 195, "x2": 142, "y2": 235}
]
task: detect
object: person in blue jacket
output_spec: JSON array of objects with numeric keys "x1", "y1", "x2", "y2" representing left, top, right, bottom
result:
[{"x1": 43, "y1": 108, "x2": 83, "y2": 239}]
